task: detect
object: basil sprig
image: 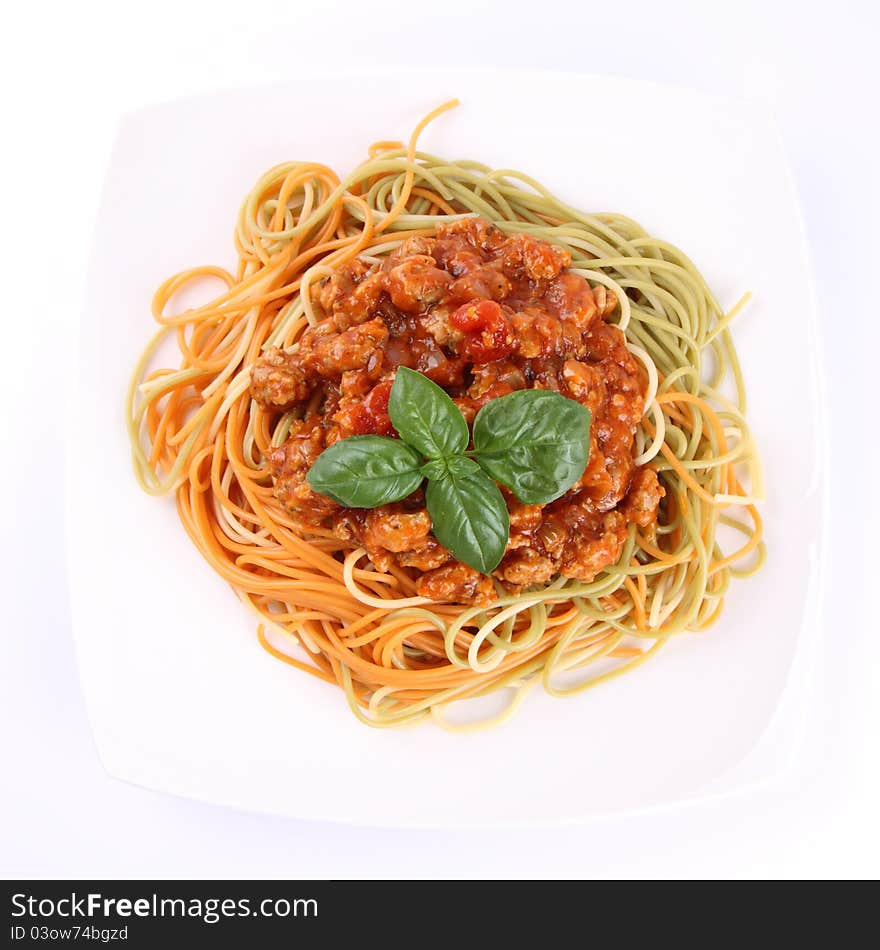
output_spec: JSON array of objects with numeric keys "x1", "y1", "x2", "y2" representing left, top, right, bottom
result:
[{"x1": 306, "y1": 366, "x2": 591, "y2": 574}]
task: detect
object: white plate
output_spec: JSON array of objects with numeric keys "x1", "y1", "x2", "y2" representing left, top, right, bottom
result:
[{"x1": 68, "y1": 71, "x2": 825, "y2": 827}]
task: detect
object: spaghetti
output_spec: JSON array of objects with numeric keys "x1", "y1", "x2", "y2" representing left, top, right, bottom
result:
[{"x1": 127, "y1": 101, "x2": 764, "y2": 727}]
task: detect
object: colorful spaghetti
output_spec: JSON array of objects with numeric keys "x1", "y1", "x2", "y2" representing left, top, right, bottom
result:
[{"x1": 127, "y1": 101, "x2": 764, "y2": 728}]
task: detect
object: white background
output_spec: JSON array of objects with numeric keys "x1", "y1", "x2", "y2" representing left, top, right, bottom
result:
[{"x1": 1, "y1": 0, "x2": 877, "y2": 878}]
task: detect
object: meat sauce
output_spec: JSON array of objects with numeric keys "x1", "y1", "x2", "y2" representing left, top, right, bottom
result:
[{"x1": 251, "y1": 218, "x2": 663, "y2": 605}]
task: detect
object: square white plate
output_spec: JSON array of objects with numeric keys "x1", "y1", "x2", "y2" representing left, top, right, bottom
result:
[{"x1": 68, "y1": 71, "x2": 825, "y2": 826}]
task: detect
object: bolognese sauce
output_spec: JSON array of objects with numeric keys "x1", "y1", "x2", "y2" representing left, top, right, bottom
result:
[{"x1": 250, "y1": 218, "x2": 663, "y2": 604}]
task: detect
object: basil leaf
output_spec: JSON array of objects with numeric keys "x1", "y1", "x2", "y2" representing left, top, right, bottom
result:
[
  {"x1": 425, "y1": 456, "x2": 509, "y2": 574},
  {"x1": 472, "y1": 390, "x2": 591, "y2": 505},
  {"x1": 420, "y1": 458, "x2": 448, "y2": 482},
  {"x1": 306, "y1": 435, "x2": 423, "y2": 508},
  {"x1": 388, "y1": 366, "x2": 469, "y2": 459}
]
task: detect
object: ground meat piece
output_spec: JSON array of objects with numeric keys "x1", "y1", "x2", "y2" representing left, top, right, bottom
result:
[
  {"x1": 269, "y1": 424, "x2": 338, "y2": 522},
  {"x1": 381, "y1": 334, "x2": 466, "y2": 387},
  {"x1": 331, "y1": 511, "x2": 360, "y2": 543},
  {"x1": 506, "y1": 496, "x2": 544, "y2": 533},
  {"x1": 339, "y1": 368, "x2": 376, "y2": 398},
  {"x1": 250, "y1": 348, "x2": 310, "y2": 410},
  {"x1": 534, "y1": 519, "x2": 567, "y2": 560},
  {"x1": 317, "y1": 259, "x2": 371, "y2": 315},
  {"x1": 561, "y1": 359, "x2": 606, "y2": 415},
  {"x1": 362, "y1": 505, "x2": 432, "y2": 553},
  {"x1": 539, "y1": 495, "x2": 625, "y2": 575},
  {"x1": 389, "y1": 234, "x2": 438, "y2": 262},
  {"x1": 606, "y1": 391, "x2": 642, "y2": 434},
  {"x1": 546, "y1": 272, "x2": 598, "y2": 326},
  {"x1": 439, "y1": 247, "x2": 484, "y2": 278},
  {"x1": 381, "y1": 336, "x2": 419, "y2": 369},
  {"x1": 496, "y1": 547, "x2": 556, "y2": 588},
  {"x1": 620, "y1": 467, "x2": 665, "y2": 527},
  {"x1": 468, "y1": 360, "x2": 526, "y2": 401},
  {"x1": 336, "y1": 273, "x2": 386, "y2": 327},
  {"x1": 314, "y1": 261, "x2": 386, "y2": 327},
  {"x1": 600, "y1": 360, "x2": 644, "y2": 401},
  {"x1": 504, "y1": 532, "x2": 532, "y2": 551},
  {"x1": 416, "y1": 562, "x2": 495, "y2": 606},
  {"x1": 435, "y1": 217, "x2": 507, "y2": 258},
  {"x1": 416, "y1": 345, "x2": 466, "y2": 388},
  {"x1": 559, "y1": 318, "x2": 588, "y2": 358},
  {"x1": 385, "y1": 256, "x2": 452, "y2": 312},
  {"x1": 575, "y1": 436, "x2": 616, "y2": 502},
  {"x1": 572, "y1": 423, "x2": 634, "y2": 510},
  {"x1": 303, "y1": 317, "x2": 388, "y2": 377},
  {"x1": 559, "y1": 511, "x2": 628, "y2": 582},
  {"x1": 509, "y1": 309, "x2": 562, "y2": 358},
  {"x1": 584, "y1": 321, "x2": 640, "y2": 378},
  {"x1": 527, "y1": 355, "x2": 563, "y2": 386},
  {"x1": 501, "y1": 233, "x2": 570, "y2": 281},
  {"x1": 397, "y1": 539, "x2": 451, "y2": 571},
  {"x1": 596, "y1": 450, "x2": 635, "y2": 511},
  {"x1": 448, "y1": 264, "x2": 512, "y2": 302},
  {"x1": 422, "y1": 305, "x2": 463, "y2": 350}
]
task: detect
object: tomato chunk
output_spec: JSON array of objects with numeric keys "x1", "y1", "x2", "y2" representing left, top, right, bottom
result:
[
  {"x1": 361, "y1": 380, "x2": 394, "y2": 434},
  {"x1": 449, "y1": 299, "x2": 513, "y2": 363}
]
